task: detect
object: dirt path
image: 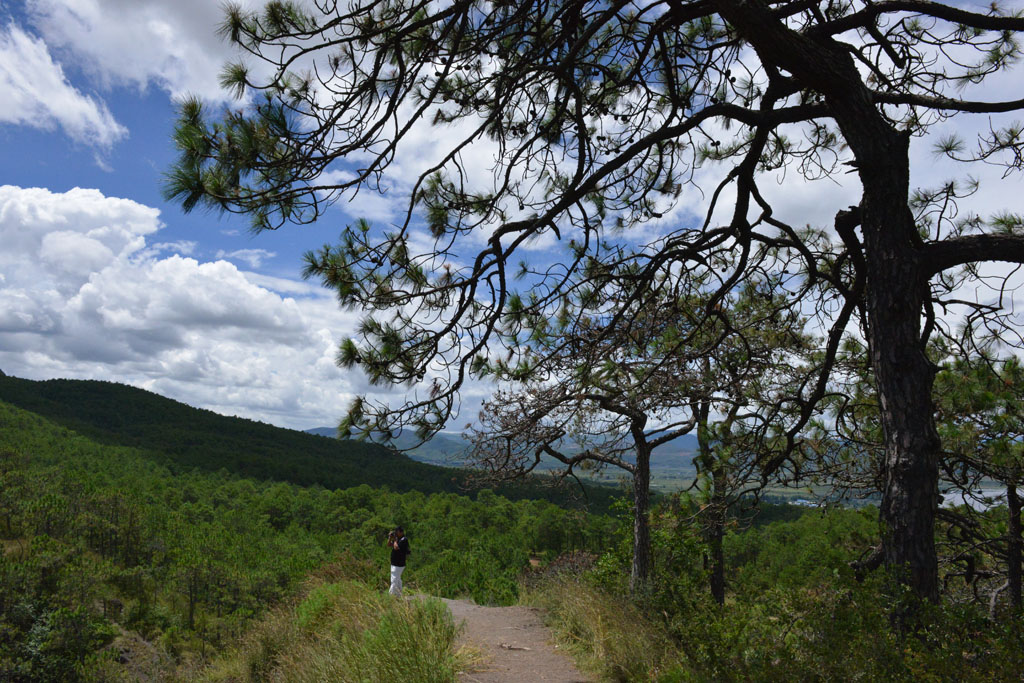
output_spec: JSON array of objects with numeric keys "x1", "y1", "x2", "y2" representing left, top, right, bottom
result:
[{"x1": 441, "y1": 597, "x2": 591, "y2": 683}]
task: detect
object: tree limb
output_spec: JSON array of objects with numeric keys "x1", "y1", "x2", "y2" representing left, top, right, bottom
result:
[
  {"x1": 817, "y1": 0, "x2": 1024, "y2": 37},
  {"x1": 922, "y1": 234, "x2": 1024, "y2": 278},
  {"x1": 873, "y1": 92, "x2": 1024, "y2": 114}
]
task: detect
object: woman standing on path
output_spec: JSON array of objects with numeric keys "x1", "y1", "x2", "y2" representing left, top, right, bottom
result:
[{"x1": 388, "y1": 526, "x2": 411, "y2": 596}]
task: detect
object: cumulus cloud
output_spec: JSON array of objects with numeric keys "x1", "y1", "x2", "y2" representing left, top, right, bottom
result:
[
  {"x1": 0, "y1": 23, "x2": 127, "y2": 148},
  {"x1": 0, "y1": 184, "x2": 376, "y2": 429},
  {"x1": 0, "y1": 185, "x2": 158, "y2": 292},
  {"x1": 25, "y1": 0, "x2": 265, "y2": 102}
]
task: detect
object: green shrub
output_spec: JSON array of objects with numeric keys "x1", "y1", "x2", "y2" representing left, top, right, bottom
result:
[{"x1": 533, "y1": 502, "x2": 1024, "y2": 682}]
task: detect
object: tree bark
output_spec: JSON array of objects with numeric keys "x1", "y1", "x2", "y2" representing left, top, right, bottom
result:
[
  {"x1": 630, "y1": 446, "x2": 652, "y2": 595},
  {"x1": 694, "y1": 394, "x2": 727, "y2": 605},
  {"x1": 1007, "y1": 483, "x2": 1022, "y2": 611},
  {"x1": 854, "y1": 131, "x2": 941, "y2": 606},
  {"x1": 708, "y1": 463, "x2": 727, "y2": 606},
  {"x1": 718, "y1": 0, "x2": 943, "y2": 607}
]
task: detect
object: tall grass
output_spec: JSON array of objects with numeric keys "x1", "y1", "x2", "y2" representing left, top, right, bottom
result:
[
  {"x1": 202, "y1": 577, "x2": 464, "y2": 682},
  {"x1": 522, "y1": 578, "x2": 683, "y2": 681}
]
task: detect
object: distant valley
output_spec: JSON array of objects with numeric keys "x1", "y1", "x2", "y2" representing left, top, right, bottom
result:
[{"x1": 306, "y1": 426, "x2": 702, "y2": 491}]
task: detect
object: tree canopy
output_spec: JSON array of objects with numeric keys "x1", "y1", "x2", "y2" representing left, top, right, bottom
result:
[{"x1": 168, "y1": 0, "x2": 1024, "y2": 606}]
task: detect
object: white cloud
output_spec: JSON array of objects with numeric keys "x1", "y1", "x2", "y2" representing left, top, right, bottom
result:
[
  {"x1": 0, "y1": 185, "x2": 158, "y2": 294},
  {"x1": 0, "y1": 23, "x2": 127, "y2": 148},
  {"x1": 242, "y1": 272, "x2": 324, "y2": 297},
  {"x1": 149, "y1": 240, "x2": 197, "y2": 255},
  {"x1": 26, "y1": 0, "x2": 266, "y2": 102},
  {"x1": 0, "y1": 184, "x2": 382, "y2": 429},
  {"x1": 215, "y1": 248, "x2": 277, "y2": 269}
]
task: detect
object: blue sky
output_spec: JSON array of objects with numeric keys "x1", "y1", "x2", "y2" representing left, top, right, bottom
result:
[
  {"x1": 0, "y1": 1, "x2": 332, "y2": 278},
  {"x1": 1, "y1": 0, "x2": 1023, "y2": 433}
]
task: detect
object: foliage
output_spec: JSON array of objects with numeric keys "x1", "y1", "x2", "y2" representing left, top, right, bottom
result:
[
  {"x1": 937, "y1": 355, "x2": 1024, "y2": 482},
  {"x1": 535, "y1": 501, "x2": 1024, "y2": 681},
  {"x1": 932, "y1": 354, "x2": 1024, "y2": 613},
  {"x1": 0, "y1": 399, "x2": 611, "y2": 679}
]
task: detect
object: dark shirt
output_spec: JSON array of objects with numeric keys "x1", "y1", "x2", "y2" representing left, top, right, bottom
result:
[{"x1": 391, "y1": 536, "x2": 410, "y2": 567}]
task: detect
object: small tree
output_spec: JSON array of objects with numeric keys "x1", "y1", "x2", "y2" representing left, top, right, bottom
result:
[{"x1": 467, "y1": 277, "x2": 811, "y2": 594}]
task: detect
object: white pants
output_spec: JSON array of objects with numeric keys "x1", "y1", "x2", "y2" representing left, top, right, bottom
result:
[{"x1": 389, "y1": 564, "x2": 405, "y2": 596}]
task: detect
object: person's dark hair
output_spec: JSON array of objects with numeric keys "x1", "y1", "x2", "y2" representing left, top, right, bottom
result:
[{"x1": 395, "y1": 526, "x2": 404, "y2": 534}]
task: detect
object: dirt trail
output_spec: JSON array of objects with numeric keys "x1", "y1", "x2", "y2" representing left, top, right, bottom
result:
[{"x1": 441, "y1": 597, "x2": 591, "y2": 683}]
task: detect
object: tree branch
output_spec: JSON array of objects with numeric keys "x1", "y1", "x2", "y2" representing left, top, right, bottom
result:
[
  {"x1": 873, "y1": 92, "x2": 1024, "y2": 114},
  {"x1": 818, "y1": 0, "x2": 1024, "y2": 37},
  {"x1": 922, "y1": 234, "x2": 1024, "y2": 278}
]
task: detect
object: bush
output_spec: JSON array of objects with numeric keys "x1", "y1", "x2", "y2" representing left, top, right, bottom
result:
[
  {"x1": 0, "y1": 604, "x2": 116, "y2": 683},
  {"x1": 531, "y1": 503, "x2": 1024, "y2": 682}
]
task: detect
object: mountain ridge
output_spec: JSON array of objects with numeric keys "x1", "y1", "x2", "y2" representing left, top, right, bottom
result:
[
  {"x1": 0, "y1": 373, "x2": 616, "y2": 508},
  {"x1": 305, "y1": 425, "x2": 702, "y2": 487}
]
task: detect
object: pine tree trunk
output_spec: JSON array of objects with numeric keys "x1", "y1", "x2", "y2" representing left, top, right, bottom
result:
[
  {"x1": 794, "y1": 39, "x2": 942, "y2": 604},
  {"x1": 708, "y1": 464, "x2": 727, "y2": 606},
  {"x1": 856, "y1": 132, "x2": 941, "y2": 606},
  {"x1": 712, "y1": 0, "x2": 943, "y2": 606},
  {"x1": 1007, "y1": 483, "x2": 1022, "y2": 611},
  {"x1": 188, "y1": 579, "x2": 197, "y2": 630},
  {"x1": 630, "y1": 447, "x2": 652, "y2": 595}
]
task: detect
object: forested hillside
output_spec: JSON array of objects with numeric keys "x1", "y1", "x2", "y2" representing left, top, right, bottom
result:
[
  {"x1": 4, "y1": 392, "x2": 1024, "y2": 680},
  {"x1": 0, "y1": 373, "x2": 615, "y2": 509},
  {"x1": 0, "y1": 398, "x2": 612, "y2": 680}
]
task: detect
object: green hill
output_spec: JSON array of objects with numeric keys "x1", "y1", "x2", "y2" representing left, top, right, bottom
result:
[
  {"x1": 0, "y1": 373, "x2": 615, "y2": 508},
  {"x1": 0, "y1": 395, "x2": 613, "y2": 680}
]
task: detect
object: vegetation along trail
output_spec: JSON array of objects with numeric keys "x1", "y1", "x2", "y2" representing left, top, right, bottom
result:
[{"x1": 442, "y1": 597, "x2": 590, "y2": 682}]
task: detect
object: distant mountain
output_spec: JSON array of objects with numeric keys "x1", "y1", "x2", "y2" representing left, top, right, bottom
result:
[
  {"x1": 307, "y1": 425, "x2": 701, "y2": 486},
  {"x1": 654, "y1": 434, "x2": 700, "y2": 457},
  {"x1": 0, "y1": 373, "x2": 431, "y2": 493},
  {"x1": 305, "y1": 427, "x2": 469, "y2": 467},
  {"x1": 0, "y1": 373, "x2": 616, "y2": 508},
  {"x1": 305, "y1": 426, "x2": 340, "y2": 438}
]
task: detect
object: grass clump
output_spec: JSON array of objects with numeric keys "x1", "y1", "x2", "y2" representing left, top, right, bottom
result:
[
  {"x1": 522, "y1": 578, "x2": 683, "y2": 681},
  {"x1": 203, "y1": 578, "x2": 463, "y2": 682}
]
